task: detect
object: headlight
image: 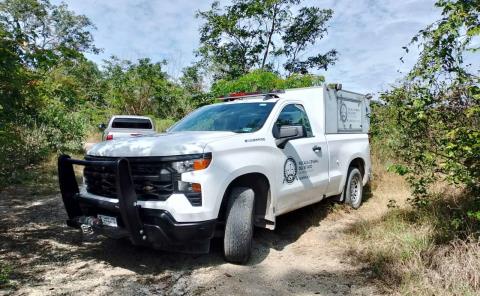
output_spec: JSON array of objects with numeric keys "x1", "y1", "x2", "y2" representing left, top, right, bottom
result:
[
  {"x1": 177, "y1": 181, "x2": 202, "y2": 192},
  {"x1": 171, "y1": 154, "x2": 212, "y2": 173}
]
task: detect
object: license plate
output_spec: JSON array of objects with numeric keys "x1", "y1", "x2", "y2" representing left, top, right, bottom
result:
[{"x1": 98, "y1": 214, "x2": 118, "y2": 227}]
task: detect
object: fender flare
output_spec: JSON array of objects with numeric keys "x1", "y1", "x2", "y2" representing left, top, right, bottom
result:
[
  {"x1": 214, "y1": 166, "x2": 274, "y2": 219},
  {"x1": 338, "y1": 154, "x2": 366, "y2": 201}
]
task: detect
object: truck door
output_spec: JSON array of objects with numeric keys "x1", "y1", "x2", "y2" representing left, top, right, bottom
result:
[{"x1": 273, "y1": 104, "x2": 329, "y2": 214}]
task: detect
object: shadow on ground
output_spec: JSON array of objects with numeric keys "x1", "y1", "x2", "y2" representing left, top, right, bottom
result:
[{"x1": 0, "y1": 181, "x2": 341, "y2": 288}]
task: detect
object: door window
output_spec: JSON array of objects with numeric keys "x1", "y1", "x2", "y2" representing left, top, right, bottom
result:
[{"x1": 274, "y1": 104, "x2": 313, "y2": 137}]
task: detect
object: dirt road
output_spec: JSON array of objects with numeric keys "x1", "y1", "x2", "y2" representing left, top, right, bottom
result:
[{"x1": 0, "y1": 170, "x2": 402, "y2": 295}]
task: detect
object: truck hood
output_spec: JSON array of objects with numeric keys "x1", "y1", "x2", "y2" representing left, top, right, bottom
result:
[{"x1": 87, "y1": 131, "x2": 235, "y2": 157}]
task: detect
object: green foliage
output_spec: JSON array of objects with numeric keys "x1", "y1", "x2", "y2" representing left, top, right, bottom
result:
[
  {"x1": 104, "y1": 57, "x2": 167, "y2": 115},
  {"x1": 0, "y1": 122, "x2": 49, "y2": 187},
  {"x1": 376, "y1": 0, "x2": 480, "y2": 206},
  {"x1": 283, "y1": 73, "x2": 325, "y2": 88},
  {"x1": 152, "y1": 118, "x2": 176, "y2": 132},
  {"x1": 282, "y1": 6, "x2": 336, "y2": 74},
  {"x1": 211, "y1": 69, "x2": 324, "y2": 97},
  {"x1": 0, "y1": 0, "x2": 97, "y2": 186},
  {"x1": 39, "y1": 58, "x2": 105, "y2": 108},
  {"x1": 0, "y1": 23, "x2": 34, "y2": 122},
  {"x1": 197, "y1": 0, "x2": 336, "y2": 80},
  {"x1": 180, "y1": 63, "x2": 214, "y2": 108},
  {"x1": 103, "y1": 57, "x2": 203, "y2": 120},
  {"x1": 0, "y1": 0, "x2": 99, "y2": 69},
  {"x1": 38, "y1": 105, "x2": 87, "y2": 152},
  {"x1": 0, "y1": 261, "x2": 11, "y2": 287}
]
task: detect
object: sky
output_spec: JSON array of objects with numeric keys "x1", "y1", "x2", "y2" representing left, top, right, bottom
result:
[{"x1": 53, "y1": 0, "x2": 444, "y2": 94}]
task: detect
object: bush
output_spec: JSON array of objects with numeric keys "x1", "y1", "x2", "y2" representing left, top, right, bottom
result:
[
  {"x1": 0, "y1": 123, "x2": 50, "y2": 187},
  {"x1": 376, "y1": 0, "x2": 480, "y2": 210},
  {"x1": 211, "y1": 69, "x2": 324, "y2": 97},
  {"x1": 0, "y1": 107, "x2": 86, "y2": 187},
  {"x1": 37, "y1": 106, "x2": 87, "y2": 153}
]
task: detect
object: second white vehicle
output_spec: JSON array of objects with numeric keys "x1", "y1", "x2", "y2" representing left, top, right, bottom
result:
[
  {"x1": 100, "y1": 115, "x2": 156, "y2": 141},
  {"x1": 58, "y1": 85, "x2": 371, "y2": 264}
]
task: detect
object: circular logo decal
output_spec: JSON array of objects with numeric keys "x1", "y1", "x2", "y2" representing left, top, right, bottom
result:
[
  {"x1": 284, "y1": 157, "x2": 297, "y2": 183},
  {"x1": 340, "y1": 102, "x2": 348, "y2": 122}
]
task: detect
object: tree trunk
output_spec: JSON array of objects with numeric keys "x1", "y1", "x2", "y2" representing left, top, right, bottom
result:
[{"x1": 261, "y1": 4, "x2": 278, "y2": 69}]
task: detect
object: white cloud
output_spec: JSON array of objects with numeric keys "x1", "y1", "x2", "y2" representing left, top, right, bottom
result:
[
  {"x1": 51, "y1": 0, "x2": 480, "y2": 95},
  {"x1": 310, "y1": 0, "x2": 442, "y2": 93},
  {"x1": 53, "y1": 0, "x2": 214, "y2": 78}
]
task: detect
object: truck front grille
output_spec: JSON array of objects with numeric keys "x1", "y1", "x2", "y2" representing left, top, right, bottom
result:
[{"x1": 83, "y1": 156, "x2": 177, "y2": 201}]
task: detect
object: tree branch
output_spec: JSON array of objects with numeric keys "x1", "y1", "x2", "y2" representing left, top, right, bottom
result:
[{"x1": 261, "y1": 3, "x2": 278, "y2": 69}]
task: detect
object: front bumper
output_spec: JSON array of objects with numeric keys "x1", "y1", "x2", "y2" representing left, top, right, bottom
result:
[{"x1": 58, "y1": 155, "x2": 216, "y2": 253}]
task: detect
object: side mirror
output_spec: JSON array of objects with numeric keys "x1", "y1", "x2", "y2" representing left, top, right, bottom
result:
[
  {"x1": 98, "y1": 123, "x2": 106, "y2": 131},
  {"x1": 273, "y1": 125, "x2": 305, "y2": 148}
]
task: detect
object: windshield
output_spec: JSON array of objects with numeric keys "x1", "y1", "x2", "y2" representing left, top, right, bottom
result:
[{"x1": 170, "y1": 102, "x2": 276, "y2": 133}]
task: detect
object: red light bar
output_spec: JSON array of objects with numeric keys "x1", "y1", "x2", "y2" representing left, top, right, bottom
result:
[
  {"x1": 219, "y1": 90, "x2": 284, "y2": 101},
  {"x1": 229, "y1": 91, "x2": 260, "y2": 97}
]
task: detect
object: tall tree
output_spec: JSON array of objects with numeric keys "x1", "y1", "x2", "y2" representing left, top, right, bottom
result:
[{"x1": 196, "y1": 0, "x2": 337, "y2": 80}]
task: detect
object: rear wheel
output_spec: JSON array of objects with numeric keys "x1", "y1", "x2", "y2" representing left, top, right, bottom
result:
[
  {"x1": 344, "y1": 167, "x2": 363, "y2": 209},
  {"x1": 223, "y1": 187, "x2": 255, "y2": 264}
]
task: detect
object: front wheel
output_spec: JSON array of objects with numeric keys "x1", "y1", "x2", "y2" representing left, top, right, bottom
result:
[
  {"x1": 344, "y1": 167, "x2": 363, "y2": 209},
  {"x1": 223, "y1": 187, "x2": 255, "y2": 264}
]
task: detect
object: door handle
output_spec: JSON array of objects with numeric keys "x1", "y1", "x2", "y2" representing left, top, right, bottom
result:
[{"x1": 312, "y1": 145, "x2": 322, "y2": 153}]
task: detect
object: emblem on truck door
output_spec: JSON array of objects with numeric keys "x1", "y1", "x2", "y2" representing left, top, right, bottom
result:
[{"x1": 284, "y1": 157, "x2": 297, "y2": 183}]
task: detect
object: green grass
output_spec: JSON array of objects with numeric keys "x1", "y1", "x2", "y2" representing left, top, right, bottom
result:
[{"x1": 153, "y1": 118, "x2": 176, "y2": 132}]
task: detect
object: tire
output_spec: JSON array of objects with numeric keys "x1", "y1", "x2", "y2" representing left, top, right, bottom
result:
[
  {"x1": 224, "y1": 187, "x2": 255, "y2": 264},
  {"x1": 344, "y1": 167, "x2": 363, "y2": 209}
]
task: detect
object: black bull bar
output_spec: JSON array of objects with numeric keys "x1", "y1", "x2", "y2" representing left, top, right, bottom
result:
[
  {"x1": 58, "y1": 154, "x2": 147, "y2": 245},
  {"x1": 58, "y1": 155, "x2": 216, "y2": 253}
]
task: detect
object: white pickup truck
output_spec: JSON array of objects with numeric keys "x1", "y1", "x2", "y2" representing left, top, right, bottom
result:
[
  {"x1": 58, "y1": 85, "x2": 371, "y2": 264},
  {"x1": 100, "y1": 115, "x2": 156, "y2": 141}
]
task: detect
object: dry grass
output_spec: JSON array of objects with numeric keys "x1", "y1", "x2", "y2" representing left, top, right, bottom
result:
[
  {"x1": 85, "y1": 131, "x2": 102, "y2": 144},
  {"x1": 4, "y1": 154, "x2": 59, "y2": 196},
  {"x1": 343, "y1": 155, "x2": 480, "y2": 295},
  {"x1": 408, "y1": 239, "x2": 480, "y2": 296}
]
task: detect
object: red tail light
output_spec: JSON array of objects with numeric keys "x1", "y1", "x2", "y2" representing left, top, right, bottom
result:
[{"x1": 106, "y1": 134, "x2": 113, "y2": 141}]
